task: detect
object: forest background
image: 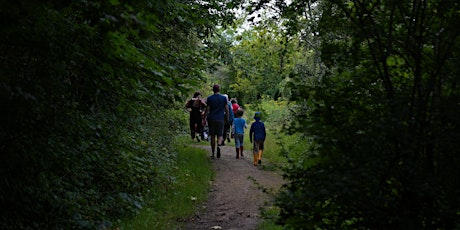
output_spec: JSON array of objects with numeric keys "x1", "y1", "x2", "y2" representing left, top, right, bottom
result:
[{"x1": 1, "y1": 0, "x2": 459, "y2": 229}]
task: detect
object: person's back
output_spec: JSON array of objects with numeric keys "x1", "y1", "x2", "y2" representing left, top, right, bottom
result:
[
  {"x1": 206, "y1": 94, "x2": 227, "y2": 121},
  {"x1": 188, "y1": 98, "x2": 203, "y2": 116},
  {"x1": 249, "y1": 112, "x2": 266, "y2": 166},
  {"x1": 250, "y1": 120, "x2": 266, "y2": 141},
  {"x1": 231, "y1": 98, "x2": 240, "y2": 114},
  {"x1": 185, "y1": 91, "x2": 207, "y2": 142},
  {"x1": 204, "y1": 84, "x2": 229, "y2": 158},
  {"x1": 233, "y1": 116, "x2": 246, "y2": 135},
  {"x1": 232, "y1": 109, "x2": 247, "y2": 158}
]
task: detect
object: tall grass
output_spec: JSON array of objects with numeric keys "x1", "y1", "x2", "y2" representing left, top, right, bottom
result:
[{"x1": 117, "y1": 138, "x2": 213, "y2": 229}]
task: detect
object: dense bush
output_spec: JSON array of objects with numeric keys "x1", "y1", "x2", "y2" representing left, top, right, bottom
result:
[
  {"x1": 0, "y1": 0, "x2": 230, "y2": 228},
  {"x1": 273, "y1": 0, "x2": 460, "y2": 229}
]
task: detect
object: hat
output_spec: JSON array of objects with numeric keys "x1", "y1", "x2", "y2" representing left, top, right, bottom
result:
[
  {"x1": 212, "y1": 84, "x2": 220, "y2": 93},
  {"x1": 253, "y1": 112, "x2": 262, "y2": 119}
]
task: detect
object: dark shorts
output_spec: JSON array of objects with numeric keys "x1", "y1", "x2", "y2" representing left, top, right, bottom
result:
[
  {"x1": 253, "y1": 140, "x2": 264, "y2": 154},
  {"x1": 208, "y1": 120, "x2": 225, "y2": 136}
]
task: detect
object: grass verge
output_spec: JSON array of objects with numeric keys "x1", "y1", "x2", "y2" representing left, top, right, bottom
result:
[{"x1": 117, "y1": 140, "x2": 213, "y2": 229}]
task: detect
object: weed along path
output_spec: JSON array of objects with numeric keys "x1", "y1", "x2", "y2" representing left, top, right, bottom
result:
[{"x1": 185, "y1": 144, "x2": 285, "y2": 230}]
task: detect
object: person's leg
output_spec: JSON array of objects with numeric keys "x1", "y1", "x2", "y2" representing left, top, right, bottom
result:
[
  {"x1": 253, "y1": 141, "x2": 260, "y2": 166},
  {"x1": 222, "y1": 123, "x2": 229, "y2": 145},
  {"x1": 197, "y1": 121, "x2": 204, "y2": 140},
  {"x1": 208, "y1": 120, "x2": 217, "y2": 157},
  {"x1": 235, "y1": 136, "x2": 241, "y2": 158},
  {"x1": 239, "y1": 135, "x2": 244, "y2": 158},
  {"x1": 258, "y1": 141, "x2": 264, "y2": 164},
  {"x1": 227, "y1": 125, "x2": 231, "y2": 142},
  {"x1": 193, "y1": 117, "x2": 203, "y2": 142},
  {"x1": 189, "y1": 119, "x2": 195, "y2": 140},
  {"x1": 210, "y1": 134, "x2": 216, "y2": 157},
  {"x1": 215, "y1": 120, "x2": 225, "y2": 158}
]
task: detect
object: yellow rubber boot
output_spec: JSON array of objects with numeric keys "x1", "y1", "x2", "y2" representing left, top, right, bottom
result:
[{"x1": 258, "y1": 150, "x2": 263, "y2": 164}]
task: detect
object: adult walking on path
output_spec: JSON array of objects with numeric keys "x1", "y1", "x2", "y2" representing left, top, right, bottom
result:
[
  {"x1": 185, "y1": 91, "x2": 207, "y2": 142},
  {"x1": 204, "y1": 84, "x2": 229, "y2": 158},
  {"x1": 185, "y1": 145, "x2": 284, "y2": 230}
]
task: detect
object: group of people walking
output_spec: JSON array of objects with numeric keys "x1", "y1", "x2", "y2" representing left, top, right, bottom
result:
[{"x1": 185, "y1": 84, "x2": 266, "y2": 166}]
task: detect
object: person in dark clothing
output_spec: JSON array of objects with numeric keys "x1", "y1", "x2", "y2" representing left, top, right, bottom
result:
[
  {"x1": 185, "y1": 91, "x2": 207, "y2": 142},
  {"x1": 222, "y1": 94, "x2": 234, "y2": 145},
  {"x1": 204, "y1": 84, "x2": 229, "y2": 158},
  {"x1": 249, "y1": 112, "x2": 266, "y2": 166}
]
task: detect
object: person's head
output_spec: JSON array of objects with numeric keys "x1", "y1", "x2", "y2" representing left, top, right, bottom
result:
[
  {"x1": 253, "y1": 111, "x2": 262, "y2": 121},
  {"x1": 236, "y1": 109, "x2": 244, "y2": 118},
  {"x1": 212, "y1": 84, "x2": 220, "y2": 93},
  {"x1": 193, "y1": 91, "x2": 201, "y2": 98},
  {"x1": 223, "y1": 94, "x2": 229, "y2": 102},
  {"x1": 231, "y1": 98, "x2": 237, "y2": 104}
]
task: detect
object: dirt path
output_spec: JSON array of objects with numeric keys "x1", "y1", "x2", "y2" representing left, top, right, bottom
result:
[{"x1": 184, "y1": 144, "x2": 285, "y2": 230}]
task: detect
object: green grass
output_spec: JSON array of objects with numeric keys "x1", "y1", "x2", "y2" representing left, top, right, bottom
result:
[
  {"x1": 258, "y1": 205, "x2": 284, "y2": 230},
  {"x1": 117, "y1": 140, "x2": 214, "y2": 229}
]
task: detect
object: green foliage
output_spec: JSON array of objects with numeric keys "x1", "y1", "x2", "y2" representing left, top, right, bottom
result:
[
  {"x1": 0, "y1": 0, "x2": 235, "y2": 229},
  {"x1": 118, "y1": 143, "x2": 214, "y2": 229},
  {"x1": 273, "y1": 0, "x2": 460, "y2": 229},
  {"x1": 205, "y1": 13, "x2": 309, "y2": 105}
]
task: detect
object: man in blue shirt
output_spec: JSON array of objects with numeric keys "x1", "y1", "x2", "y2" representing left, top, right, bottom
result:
[{"x1": 204, "y1": 84, "x2": 229, "y2": 158}]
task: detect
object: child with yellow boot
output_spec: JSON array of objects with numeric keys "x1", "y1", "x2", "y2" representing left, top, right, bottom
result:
[{"x1": 249, "y1": 112, "x2": 266, "y2": 166}]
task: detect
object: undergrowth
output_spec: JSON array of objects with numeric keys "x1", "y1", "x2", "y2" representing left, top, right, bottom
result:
[{"x1": 117, "y1": 138, "x2": 214, "y2": 229}]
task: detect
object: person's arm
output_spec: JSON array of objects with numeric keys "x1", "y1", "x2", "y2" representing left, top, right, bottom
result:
[
  {"x1": 201, "y1": 99, "x2": 207, "y2": 107},
  {"x1": 204, "y1": 103, "x2": 209, "y2": 118},
  {"x1": 249, "y1": 125, "x2": 253, "y2": 143},
  {"x1": 184, "y1": 100, "x2": 191, "y2": 112},
  {"x1": 224, "y1": 101, "x2": 229, "y2": 122},
  {"x1": 229, "y1": 104, "x2": 234, "y2": 123},
  {"x1": 263, "y1": 124, "x2": 267, "y2": 141}
]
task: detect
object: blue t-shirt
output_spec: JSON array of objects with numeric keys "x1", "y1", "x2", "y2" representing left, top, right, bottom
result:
[
  {"x1": 206, "y1": 94, "x2": 227, "y2": 121},
  {"x1": 232, "y1": 118, "x2": 246, "y2": 134}
]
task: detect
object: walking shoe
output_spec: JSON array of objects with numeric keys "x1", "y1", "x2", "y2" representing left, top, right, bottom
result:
[
  {"x1": 258, "y1": 159, "x2": 261, "y2": 164},
  {"x1": 210, "y1": 154, "x2": 215, "y2": 158},
  {"x1": 217, "y1": 146, "x2": 221, "y2": 158}
]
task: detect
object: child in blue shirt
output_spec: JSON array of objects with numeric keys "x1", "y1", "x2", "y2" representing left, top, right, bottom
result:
[
  {"x1": 232, "y1": 109, "x2": 247, "y2": 159},
  {"x1": 249, "y1": 112, "x2": 266, "y2": 166}
]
